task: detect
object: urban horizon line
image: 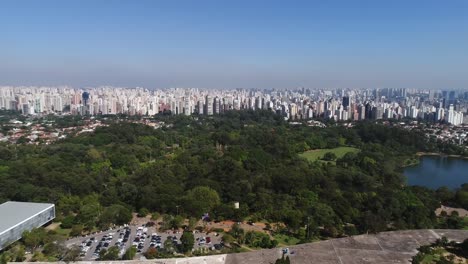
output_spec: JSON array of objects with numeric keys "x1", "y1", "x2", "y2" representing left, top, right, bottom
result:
[{"x1": 1, "y1": 85, "x2": 467, "y2": 91}]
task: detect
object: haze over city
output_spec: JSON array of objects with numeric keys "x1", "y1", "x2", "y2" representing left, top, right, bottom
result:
[{"x1": 1, "y1": 0, "x2": 468, "y2": 89}]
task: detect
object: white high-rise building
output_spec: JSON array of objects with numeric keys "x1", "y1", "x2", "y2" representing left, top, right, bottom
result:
[{"x1": 205, "y1": 95, "x2": 213, "y2": 115}]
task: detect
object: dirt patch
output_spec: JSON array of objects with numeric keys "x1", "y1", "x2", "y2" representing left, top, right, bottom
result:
[
  {"x1": 207, "y1": 221, "x2": 267, "y2": 233},
  {"x1": 45, "y1": 222, "x2": 60, "y2": 230},
  {"x1": 130, "y1": 214, "x2": 269, "y2": 234},
  {"x1": 436, "y1": 205, "x2": 468, "y2": 217}
]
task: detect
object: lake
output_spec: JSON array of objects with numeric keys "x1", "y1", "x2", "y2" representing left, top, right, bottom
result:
[{"x1": 404, "y1": 156, "x2": 468, "y2": 189}]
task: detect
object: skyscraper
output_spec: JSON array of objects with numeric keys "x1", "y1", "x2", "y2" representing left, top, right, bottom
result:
[
  {"x1": 342, "y1": 96, "x2": 350, "y2": 108},
  {"x1": 205, "y1": 95, "x2": 213, "y2": 115},
  {"x1": 82, "y1": 92, "x2": 90, "y2": 106}
]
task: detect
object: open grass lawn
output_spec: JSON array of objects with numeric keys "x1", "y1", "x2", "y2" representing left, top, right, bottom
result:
[
  {"x1": 54, "y1": 226, "x2": 71, "y2": 237},
  {"x1": 421, "y1": 254, "x2": 436, "y2": 264},
  {"x1": 300, "y1": 146, "x2": 360, "y2": 162},
  {"x1": 273, "y1": 233, "x2": 300, "y2": 246}
]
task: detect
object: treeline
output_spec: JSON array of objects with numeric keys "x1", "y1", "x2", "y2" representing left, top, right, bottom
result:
[{"x1": 0, "y1": 110, "x2": 467, "y2": 239}]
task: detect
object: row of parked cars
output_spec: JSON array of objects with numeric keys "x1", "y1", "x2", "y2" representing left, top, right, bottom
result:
[
  {"x1": 132, "y1": 226, "x2": 149, "y2": 252},
  {"x1": 196, "y1": 236, "x2": 211, "y2": 246},
  {"x1": 79, "y1": 237, "x2": 97, "y2": 256},
  {"x1": 92, "y1": 233, "x2": 113, "y2": 257},
  {"x1": 76, "y1": 224, "x2": 226, "y2": 260},
  {"x1": 149, "y1": 233, "x2": 163, "y2": 249},
  {"x1": 87, "y1": 227, "x2": 132, "y2": 258}
]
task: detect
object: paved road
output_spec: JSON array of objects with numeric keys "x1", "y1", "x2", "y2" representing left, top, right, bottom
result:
[{"x1": 65, "y1": 225, "x2": 222, "y2": 261}]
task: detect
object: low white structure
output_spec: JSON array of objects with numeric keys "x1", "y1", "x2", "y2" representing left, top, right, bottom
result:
[{"x1": 0, "y1": 201, "x2": 55, "y2": 250}]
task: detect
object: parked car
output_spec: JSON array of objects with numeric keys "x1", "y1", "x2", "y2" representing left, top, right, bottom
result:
[{"x1": 213, "y1": 243, "x2": 224, "y2": 250}]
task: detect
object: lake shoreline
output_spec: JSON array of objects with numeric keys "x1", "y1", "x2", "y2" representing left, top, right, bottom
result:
[
  {"x1": 405, "y1": 155, "x2": 468, "y2": 189},
  {"x1": 402, "y1": 152, "x2": 468, "y2": 168},
  {"x1": 416, "y1": 152, "x2": 468, "y2": 159}
]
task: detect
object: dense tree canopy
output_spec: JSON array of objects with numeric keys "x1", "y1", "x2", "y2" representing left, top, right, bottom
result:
[{"x1": 0, "y1": 110, "x2": 466, "y2": 239}]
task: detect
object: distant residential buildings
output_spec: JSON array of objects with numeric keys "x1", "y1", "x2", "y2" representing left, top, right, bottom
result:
[{"x1": 0, "y1": 86, "x2": 466, "y2": 126}]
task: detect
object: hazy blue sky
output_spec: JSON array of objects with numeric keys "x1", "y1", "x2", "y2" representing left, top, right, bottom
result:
[{"x1": 1, "y1": 0, "x2": 467, "y2": 89}]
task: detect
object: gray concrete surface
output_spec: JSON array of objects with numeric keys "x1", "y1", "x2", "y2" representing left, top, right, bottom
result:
[
  {"x1": 11, "y1": 229, "x2": 468, "y2": 264},
  {"x1": 223, "y1": 229, "x2": 468, "y2": 264}
]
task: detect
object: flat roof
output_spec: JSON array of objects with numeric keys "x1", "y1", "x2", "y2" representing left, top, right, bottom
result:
[{"x1": 0, "y1": 201, "x2": 54, "y2": 235}]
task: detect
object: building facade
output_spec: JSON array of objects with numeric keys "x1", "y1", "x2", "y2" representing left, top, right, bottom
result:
[{"x1": 0, "y1": 202, "x2": 55, "y2": 250}]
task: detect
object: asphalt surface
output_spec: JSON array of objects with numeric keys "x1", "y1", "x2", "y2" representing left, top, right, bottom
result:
[
  {"x1": 65, "y1": 225, "x2": 222, "y2": 261},
  {"x1": 16, "y1": 229, "x2": 468, "y2": 264}
]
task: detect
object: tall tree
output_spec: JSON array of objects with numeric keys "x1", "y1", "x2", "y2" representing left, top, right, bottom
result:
[
  {"x1": 179, "y1": 232, "x2": 195, "y2": 253},
  {"x1": 122, "y1": 246, "x2": 136, "y2": 260},
  {"x1": 184, "y1": 186, "x2": 221, "y2": 216}
]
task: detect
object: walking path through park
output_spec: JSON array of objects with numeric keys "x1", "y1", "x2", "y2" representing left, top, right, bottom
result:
[{"x1": 13, "y1": 229, "x2": 468, "y2": 264}]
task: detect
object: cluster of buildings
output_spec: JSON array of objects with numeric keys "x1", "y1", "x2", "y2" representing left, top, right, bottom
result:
[
  {"x1": 425, "y1": 124, "x2": 468, "y2": 146},
  {"x1": 0, "y1": 116, "x2": 165, "y2": 145},
  {"x1": 0, "y1": 86, "x2": 467, "y2": 126},
  {"x1": 0, "y1": 119, "x2": 93, "y2": 144}
]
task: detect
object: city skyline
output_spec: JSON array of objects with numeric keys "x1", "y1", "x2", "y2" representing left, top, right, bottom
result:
[
  {"x1": 1, "y1": 86, "x2": 466, "y2": 126},
  {"x1": 2, "y1": 0, "x2": 468, "y2": 89}
]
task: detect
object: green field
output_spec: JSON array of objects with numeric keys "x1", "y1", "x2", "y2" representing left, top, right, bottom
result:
[
  {"x1": 273, "y1": 233, "x2": 300, "y2": 246},
  {"x1": 54, "y1": 226, "x2": 71, "y2": 237},
  {"x1": 300, "y1": 147, "x2": 360, "y2": 161}
]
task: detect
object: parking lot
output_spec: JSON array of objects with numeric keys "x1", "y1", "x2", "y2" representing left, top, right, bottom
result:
[{"x1": 66, "y1": 224, "x2": 223, "y2": 261}]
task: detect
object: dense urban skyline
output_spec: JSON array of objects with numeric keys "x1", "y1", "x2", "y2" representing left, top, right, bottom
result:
[
  {"x1": 1, "y1": 86, "x2": 467, "y2": 126},
  {"x1": 1, "y1": 1, "x2": 468, "y2": 263},
  {"x1": 2, "y1": 0, "x2": 468, "y2": 88}
]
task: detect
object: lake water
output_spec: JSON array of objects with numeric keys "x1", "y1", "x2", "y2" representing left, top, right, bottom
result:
[{"x1": 404, "y1": 156, "x2": 468, "y2": 189}]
